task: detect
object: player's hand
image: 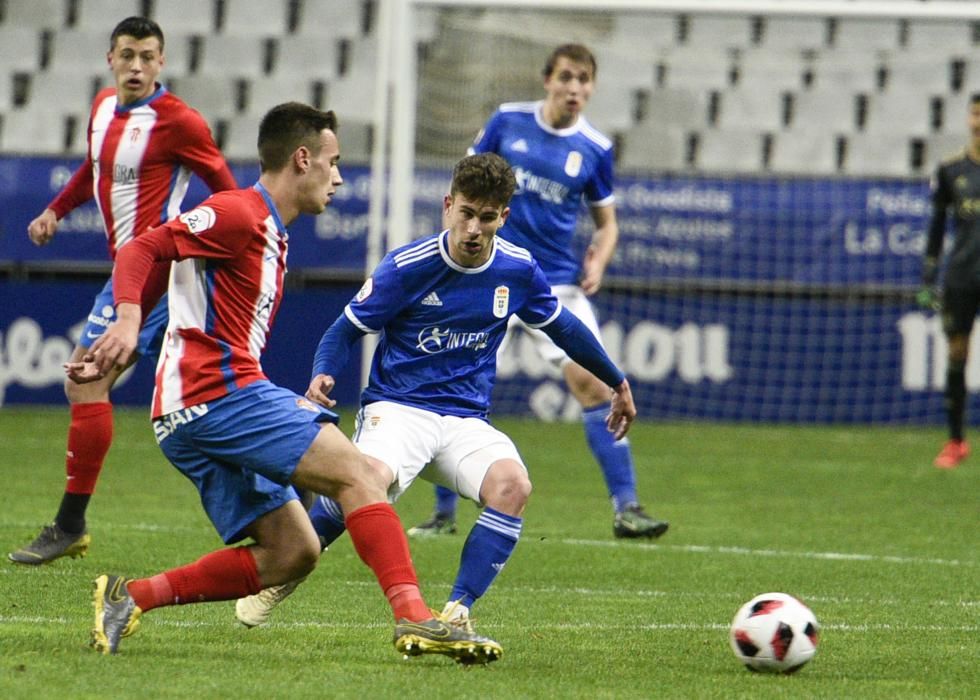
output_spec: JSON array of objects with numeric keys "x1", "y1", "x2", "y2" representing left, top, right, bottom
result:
[
  {"x1": 27, "y1": 209, "x2": 59, "y2": 246},
  {"x1": 306, "y1": 373, "x2": 337, "y2": 408},
  {"x1": 66, "y1": 303, "x2": 141, "y2": 381},
  {"x1": 579, "y1": 245, "x2": 604, "y2": 296},
  {"x1": 607, "y1": 379, "x2": 637, "y2": 440},
  {"x1": 915, "y1": 285, "x2": 940, "y2": 311}
]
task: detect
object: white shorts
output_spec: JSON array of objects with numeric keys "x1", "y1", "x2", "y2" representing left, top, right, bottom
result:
[
  {"x1": 498, "y1": 284, "x2": 604, "y2": 367},
  {"x1": 353, "y1": 401, "x2": 525, "y2": 504}
]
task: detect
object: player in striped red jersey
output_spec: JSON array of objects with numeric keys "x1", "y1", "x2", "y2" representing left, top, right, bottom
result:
[
  {"x1": 64, "y1": 103, "x2": 501, "y2": 663},
  {"x1": 9, "y1": 17, "x2": 236, "y2": 566}
]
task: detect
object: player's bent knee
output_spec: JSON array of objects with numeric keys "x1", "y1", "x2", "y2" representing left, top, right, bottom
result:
[{"x1": 481, "y1": 461, "x2": 532, "y2": 514}]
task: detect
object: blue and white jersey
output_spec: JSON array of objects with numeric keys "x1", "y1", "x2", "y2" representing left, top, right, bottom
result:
[
  {"x1": 469, "y1": 100, "x2": 615, "y2": 286},
  {"x1": 344, "y1": 230, "x2": 562, "y2": 420}
]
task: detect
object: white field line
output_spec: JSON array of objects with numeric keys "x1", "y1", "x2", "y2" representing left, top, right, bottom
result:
[
  {"x1": 560, "y1": 538, "x2": 976, "y2": 568},
  {"x1": 0, "y1": 615, "x2": 977, "y2": 633}
]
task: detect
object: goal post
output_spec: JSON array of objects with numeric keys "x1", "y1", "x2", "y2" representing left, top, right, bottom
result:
[{"x1": 371, "y1": 0, "x2": 980, "y2": 424}]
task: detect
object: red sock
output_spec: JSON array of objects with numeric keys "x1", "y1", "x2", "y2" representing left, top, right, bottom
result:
[
  {"x1": 65, "y1": 402, "x2": 113, "y2": 494},
  {"x1": 127, "y1": 547, "x2": 261, "y2": 612},
  {"x1": 345, "y1": 503, "x2": 430, "y2": 622}
]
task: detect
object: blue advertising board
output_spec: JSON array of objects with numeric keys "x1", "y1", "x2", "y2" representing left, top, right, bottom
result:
[
  {"x1": 0, "y1": 158, "x2": 371, "y2": 273},
  {"x1": 0, "y1": 281, "x2": 363, "y2": 417}
]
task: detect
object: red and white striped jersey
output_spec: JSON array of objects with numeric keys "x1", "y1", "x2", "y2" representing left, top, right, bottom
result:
[
  {"x1": 149, "y1": 185, "x2": 289, "y2": 418},
  {"x1": 49, "y1": 85, "x2": 236, "y2": 259}
]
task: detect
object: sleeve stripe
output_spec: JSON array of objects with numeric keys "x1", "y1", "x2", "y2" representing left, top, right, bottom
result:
[
  {"x1": 393, "y1": 238, "x2": 440, "y2": 267},
  {"x1": 344, "y1": 306, "x2": 378, "y2": 334},
  {"x1": 525, "y1": 301, "x2": 564, "y2": 330}
]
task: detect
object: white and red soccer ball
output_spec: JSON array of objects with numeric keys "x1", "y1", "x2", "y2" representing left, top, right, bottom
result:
[{"x1": 729, "y1": 592, "x2": 819, "y2": 673}]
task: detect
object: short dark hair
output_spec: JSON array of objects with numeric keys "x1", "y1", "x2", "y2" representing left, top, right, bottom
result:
[
  {"x1": 542, "y1": 43, "x2": 597, "y2": 79},
  {"x1": 257, "y1": 102, "x2": 338, "y2": 172},
  {"x1": 110, "y1": 16, "x2": 165, "y2": 53},
  {"x1": 450, "y1": 153, "x2": 516, "y2": 208},
  {"x1": 971, "y1": 92, "x2": 980, "y2": 106}
]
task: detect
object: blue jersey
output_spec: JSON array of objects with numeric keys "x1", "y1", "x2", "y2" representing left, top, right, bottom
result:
[
  {"x1": 470, "y1": 100, "x2": 616, "y2": 286},
  {"x1": 344, "y1": 231, "x2": 561, "y2": 420}
]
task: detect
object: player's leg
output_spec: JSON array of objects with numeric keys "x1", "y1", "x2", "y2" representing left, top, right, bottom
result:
[
  {"x1": 554, "y1": 286, "x2": 668, "y2": 538},
  {"x1": 429, "y1": 419, "x2": 529, "y2": 627},
  {"x1": 935, "y1": 286, "x2": 976, "y2": 468},
  {"x1": 10, "y1": 283, "x2": 167, "y2": 565}
]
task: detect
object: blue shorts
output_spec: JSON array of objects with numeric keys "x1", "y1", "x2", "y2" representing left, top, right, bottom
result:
[
  {"x1": 154, "y1": 380, "x2": 340, "y2": 544},
  {"x1": 81, "y1": 276, "x2": 167, "y2": 359}
]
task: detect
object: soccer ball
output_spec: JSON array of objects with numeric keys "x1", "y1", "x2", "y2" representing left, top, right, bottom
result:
[{"x1": 729, "y1": 592, "x2": 819, "y2": 673}]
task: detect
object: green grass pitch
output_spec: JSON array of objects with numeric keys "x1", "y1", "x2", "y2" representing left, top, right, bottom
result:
[{"x1": 0, "y1": 407, "x2": 977, "y2": 699}]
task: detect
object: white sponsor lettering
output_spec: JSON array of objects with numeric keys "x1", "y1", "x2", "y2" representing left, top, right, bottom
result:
[
  {"x1": 152, "y1": 404, "x2": 211, "y2": 443},
  {"x1": 0, "y1": 318, "x2": 75, "y2": 406},
  {"x1": 898, "y1": 312, "x2": 980, "y2": 391},
  {"x1": 843, "y1": 222, "x2": 927, "y2": 256}
]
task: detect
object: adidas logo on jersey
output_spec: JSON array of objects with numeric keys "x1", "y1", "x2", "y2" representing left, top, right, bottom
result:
[
  {"x1": 510, "y1": 139, "x2": 529, "y2": 153},
  {"x1": 421, "y1": 291, "x2": 443, "y2": 306}
]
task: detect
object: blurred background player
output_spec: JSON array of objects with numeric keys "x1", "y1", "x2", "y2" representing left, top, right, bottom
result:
[
  {"x1": 8, "y1": 16, "x2": 236, "y2": 565},
  {"x1": 918, "y1": 91, "x2": 980, "y2": 469},
  {"x1": 68, "y1": 102, "x2": 500, "y2": 663},
  {"x1": 235, "y1": 152, "x2": 637, "y2": 634},
  {"x1": 411, "y1": 43, "x2": 667, "y2": 540}
]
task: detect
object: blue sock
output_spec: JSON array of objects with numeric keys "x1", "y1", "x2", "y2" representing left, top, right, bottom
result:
[
  {"x1": 309, "y1": 495, "x2": 347, "y2": 547},
  {"x1": 448, "y1": 508, "x2": 522, "y2": 608},
  {"x1": 583, "y1": 403, "x2": 638, "y2": 512},
  {"x1": 434, "y1": 484, "x2": 459, "y2": 518}
]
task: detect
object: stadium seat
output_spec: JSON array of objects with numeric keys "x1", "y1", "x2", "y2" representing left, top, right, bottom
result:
[
  {"x1": 862, "y1": 90, "x2": 936, "y2": 137},
  {"x1": 25, "y1": 71, "x2": 100, "y2": 118},
  {"x1": 757, "y1": 16, "x2": 828, "y2": 51},
  {"x1": 48, "y1": 29, "x2": 116, "y2": 75},
  {"x1": 607, "y1": 12, "x2": 679, "y2": 56},
  {"x1": 830, "y1": 17, "x2": 901, "y2": 51},
  {"x1": 695, "y1": 128, "x2": 766, "y2": 173},
  {"x1": 73, "y1": 0, "x2": 142, "y2": 31},
  {"x1": 716, "y1": 87, "x2": 788, "y2": 132},
  {"x1": 586, "y1": 82, "x2": 643, "y2": 134},
  {"x1": 295, "y1": 0, "x2": 364, "y2": 39},
  {"x1": 641, "y1": 87, "x2": 710, "y2": 129},
  {"x1": 159, "y1": 33, "x2": 194, "y2": 77},
  {"x1": 271, "y1": 34, "x2": 340, "y2": 80},
  {"x1": 938, "y1": 93, "x2": 973, "y2": 134},
  {"x1": 148, "y1": 0, "x2": 218, "y2": 37},
  {"x1": 659, "y1": 46, "x2": 733, "y2": 91},
  {"x1": 882, "y1": 55, "x2": 954, "y2": 95},
  {"x1": 0, "y1": 109, "x2": 70, "y2": 154},
  {"x1": 904, "y1": 19, "x2": 976, "y2": 53},
  {"x1": 734, "y1": 48, "x2": 810, "y2": 92},
  {"x1": 768, "y1": 129, "x2": 840, "y2": 175},
  {"x1": 197, "y1": 34, "x2": 270, "y2": 78},
  {"x1": 244, "y1": 75, "x2": 316, "y2": 115},
  {"x1": 220, "y1": 113, "x2": 262, "y2": 160},
  {"x1": 618, "y1": 123, "x2": 689, "y2": 172},
  {"x1": 169, "y1": 75, "x2": 242, "y2": 119},
  {"x1": 2, "y1": 0, "x2": 67, "y2": 30},
  {"x1": 924, "y1": 132, "x2": 967, "y2": 167},
  {"x1": 0, "y1": 27, "x2": 43, "y2": 73},
  {"x1": 327, "y1": 74, "x2": 375, "y2": 124},
  {"x1": 808, "y1": 50, "x2": 882, "y2": 92},
  {"x1": 790, "y1": 88, "x2": 862, "y2": 133},
  {"x1": 0, "y1": 72, "x2": 15, "y2": 112},
  {"x1": 220, "y1": 0, "x2": 289, "y2": 37},
  {"x1": 842, "y1": 131, "x2": 914, "y2": 177},
  {"x1": 682, "y1": 14, "x2": 754, "y2": 50}
]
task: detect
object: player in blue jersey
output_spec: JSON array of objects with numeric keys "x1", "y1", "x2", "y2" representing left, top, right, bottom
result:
[
  {"x1": 411, "y1": 43, "x2": 668, "y2": 540},
  {"x1": 234, "y1": 152, "x2": 637, "y2": 633}
]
